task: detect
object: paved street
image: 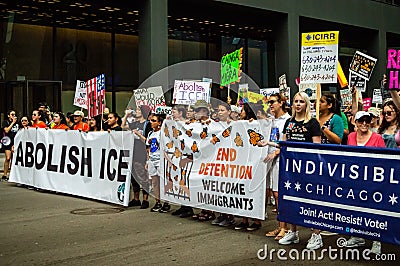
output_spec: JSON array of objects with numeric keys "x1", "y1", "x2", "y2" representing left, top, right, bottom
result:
[{"x1": 0, "y1": 177, "x2": 399, "y2": 265}]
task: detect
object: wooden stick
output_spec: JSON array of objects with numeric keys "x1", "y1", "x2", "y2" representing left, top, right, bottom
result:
[{"x1": 316, "y1": 83, "x2": 321, "y2": 121}]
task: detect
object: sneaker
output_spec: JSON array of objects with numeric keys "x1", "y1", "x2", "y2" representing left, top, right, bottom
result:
[
  {"x1": 278, "y1": 230, "x2": 299, "y2": 245},
  {"x1": 1, "y1": 176, "x2": 8, "y2": 182},
  {"x1": 179, "y1": 210, "x2": 194, "y2": 218},
  {"x1": 370, "y1": 241, "x2": 381, "y2": 255},
  {"x1": 171, "y1": 208, "x2": 183, "y2": 216},
  {"x1": 159, "y1": 202, "x2": 171, "y2": 213},
  {"x1": 270, "y1": 196, "x2": 276, "y2": 206},
  {"x1": 150, "y1": 202, "x2": 162, "y2": 212},
  {"x1": 345, "y1": 237, "x2": 365, "y2": 248},
  {"x1": 306, "y1": 233, "x2": 323, "y2": 250},
  {"x1": 128, "y1": 199, "x2": 141, "y2": 207},
  {"x1": 234, "y1": 222, "x2": 249, "y2": 230},
  {"x1": 212, "y1": 215, "x2": 225, "y2": 225},
  {"x1": 320, "y1": 231, "x2": 338, "y2": 236},
  {"x1": 140, "y1": 200, "x2": 149, "y2": 209},
  {"x1": 219, "y1": 218, "x2": 235, "y2": 227},
  {"x1": 247, "y1": 222, "x2": 262, "y2": 231}
]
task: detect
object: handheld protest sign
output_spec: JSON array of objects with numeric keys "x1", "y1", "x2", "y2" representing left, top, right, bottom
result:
[
  {"x1": 349, "y1": 51, "x2": 377, "y2": 81},
  {"x1": 387, "y1": 49, "x2": 399, "y2": 89}
]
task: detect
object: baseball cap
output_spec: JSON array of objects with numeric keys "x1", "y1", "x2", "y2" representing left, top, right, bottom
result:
[
  {"x1": 73, "y1": 110, "x2": 84, "y2": 117},
  {"x1": 355, "y1": 111, "x2": 371, "y2": 121},
  {"x1": 193, "y1": 100, "x2": 209, "y2": 110},
  {"x1": 230, "y1": 105, "x2": 241, "y2": 113}
]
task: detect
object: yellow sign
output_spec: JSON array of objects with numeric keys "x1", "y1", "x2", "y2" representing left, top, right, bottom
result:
[{"x1": 302, "y1": 31, "x2": 339, "y2": 46}]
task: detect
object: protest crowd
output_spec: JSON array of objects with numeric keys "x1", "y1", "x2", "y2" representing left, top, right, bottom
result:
[{"x1": 2, "y1": 73, "x2": 400, "y2": 256}]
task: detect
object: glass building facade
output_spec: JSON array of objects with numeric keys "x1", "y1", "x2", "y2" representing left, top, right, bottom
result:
[{"x1": 0, "y1": 0, "x2": 399, "y2": 119}]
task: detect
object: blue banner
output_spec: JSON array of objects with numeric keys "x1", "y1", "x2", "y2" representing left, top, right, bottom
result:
[{"x1": 278, "y1": 141, "x2": 400, "y2": 245}]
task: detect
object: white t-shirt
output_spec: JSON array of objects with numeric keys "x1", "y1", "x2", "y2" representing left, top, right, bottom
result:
[{"x1": 147, "y1": 130, "x2": 161, "y2": 162}]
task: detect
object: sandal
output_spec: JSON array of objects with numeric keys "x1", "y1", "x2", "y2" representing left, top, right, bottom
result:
[
  {"x1": 265, "y1": 227, "x2": 280, "y2": 237},
  {"x1": 274, "y1": 228, "x2": 287, "y2": 240},
  {"x1": 198, "y1": 211, "x2": 215, "y2": 221}
]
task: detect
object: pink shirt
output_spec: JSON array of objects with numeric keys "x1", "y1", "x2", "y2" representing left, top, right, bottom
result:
[{"x1": 347, "y1": 132, "x2": 386, "y2": 147}]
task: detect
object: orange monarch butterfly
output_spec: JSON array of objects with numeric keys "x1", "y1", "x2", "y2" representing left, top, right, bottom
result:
[
  {"x1": 200, "y1": 127, "x2": 208, "y2": 139},
  {"x1": 172, "y1": 126, "x2": 182, "y2": 138},
  {"x1": 174, "y1": 147, "x2": 182, "y2": 158},
  {"x1": 210, "y1": 134, "x2": 220, "y2": 144},
  {"x1": 164, "y1": 126, "x2": 170, "y2": 137},
  {"x1": 191, "y1": 141, "x2": 199, "y2": 153},
  {"x1": 247, "y1": 129, "x2": 264, "y2": 146},
  {"x1": 180, "y1": 139, "x2": 185, "y2": 150},
  {"x1": 234, "y1": 132, "x2": 243, "y2": 147},
  {"x1": 222, "y1": 126, "x2": 232, "y2": 138},
  {"x1": 185, "y1": 128, "x2": 193, "y2": 137},
  {"x1": 166, "y1": 141, "x2": 174, "y2": 149}
]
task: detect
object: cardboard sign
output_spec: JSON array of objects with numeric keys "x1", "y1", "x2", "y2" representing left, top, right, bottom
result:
[
  {"x1": 349, "y1": 72, "x2": 366, "y2": 92},
  {"x1": 372, "y1": 88, "x2": 383, "y2": 104},
  {"x1": 237, "y1": 83, "x2": 249, "y2": 106},
  {"x1": 220, "y1": 48, "x2": 243, "y2": 87},
  {"x1": 387, "y1": 49, "x2": 400, "y2": 89},
  {"x1": 363, "y1": 98, "x2": 372, "y2": 111},
  {"x1": 349, "y1": 51, "x2": 377, "y2": 81},
  {"x1": 299, "y1": 83, "x2": 318, "y2": 100},
  {"x1": 279, "y1": 74, "x2": 287, "y2": 91},
  {"x1": 173, "y1": 81, "x2": 211, "y2": 105},
  {"x1": 134, "y1": 86, "x2": 166, "y2": 112},
  {"x1": 340, "y1": 88, "x2": 352, "y2": 106},
  {"x1": 300, "y1": 31, "x2": 339, "y2": 84},
  {"x1": 155, "y1": 106, "x2": 172, "y2": 115},
  {"x1": 73, "y1": 80, "x2": 87, "y2": 109},
  {"x1": 260, "y1": 88, "x2": 279, "y2": 98}
]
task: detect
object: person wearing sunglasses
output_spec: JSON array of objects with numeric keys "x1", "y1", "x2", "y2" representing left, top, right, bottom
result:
[
  {"x1": 2, "y1": 110, "x2": 19, "y2": 181},
  {"x1": 378, "y1": 100, "x2": 400, "y2": 149},
  {"x1": 19, "y1": 116, "x2": 31, "y2": 129},
  {"x1": 30, "y1": 110, "x2": 47, "y2": 128},
  {"x1": 347, "y1": 111, "x2": 385, "y2": 147}
]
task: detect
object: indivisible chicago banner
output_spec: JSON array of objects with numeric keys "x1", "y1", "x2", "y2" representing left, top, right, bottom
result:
[
  {"x1": 279, "y1": 141, "x2": 400, "y2": 245},
  {"x1": 9, "y1": 129, "x2": 134, "y2": 206},
  {"x1": 160, "y1": 120, "x2": 272, "y2": 220}
]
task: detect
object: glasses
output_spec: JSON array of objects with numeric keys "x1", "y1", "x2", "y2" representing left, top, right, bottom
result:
[
  {"x1": 150, "y1": 119, "x2": 159, "y2": 122},
  {"x1": 268, "y1": 100, "x2": 277, "y2": 105},
  {"x1": 21, "y1": 119, "x2": 28, "y2": 122},
  {"x1": 357, "y1": 117, "x2": 372, "y2": 124},
  {"x1": 294, "y1": 100, "x2": 305, "y2": 103},
  {"x1": 382, "y1": 111, "x2": 394, "y2": 116}
]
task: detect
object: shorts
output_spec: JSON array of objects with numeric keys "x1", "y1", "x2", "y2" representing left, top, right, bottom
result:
[
  {"x1": 148, "y1": 160, "x2": 160, "y2": 177},
  {"x1": 267, "y1": 158, "x2": 280, "y2": 192}
]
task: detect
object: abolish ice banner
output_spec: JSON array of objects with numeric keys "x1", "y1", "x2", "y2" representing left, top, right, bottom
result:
[
  {"x1": 9, "y1": 129, "x2": 134, "y2": 206},
  {"x1": 160, "y1": 120, "x2": 271, "y2": 219},
  {"x1": 278, "y1": 142, "x2": 400, "y2": 245}
]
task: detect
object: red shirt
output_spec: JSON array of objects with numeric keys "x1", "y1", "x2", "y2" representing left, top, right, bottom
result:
[
  {"x1": 31, "y1": 121, "x2": 47, "y2": 128},
  {"x1": 73, "y1": 122, "x2": 89, "y2": 132},
  {"x1": 52, "y1": 124, "x2": 69, "y2": 130},
  {"x1": 347, "y1": 132, "x2": 386, "y2": 147}
]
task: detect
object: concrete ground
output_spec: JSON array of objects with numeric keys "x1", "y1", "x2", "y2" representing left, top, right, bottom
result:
[{"x1": 0, "y1": 153, "x2": 399, "y2": 265}]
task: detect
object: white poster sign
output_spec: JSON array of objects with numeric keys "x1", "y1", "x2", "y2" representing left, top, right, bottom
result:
[
  {"x1": 160, "y1": 120, "x2": 271, "y2": 220},
  {"x1": 299, "y1": 83, "x2": 318, "y2": 100},
  {"x1": 73, "y1": 80, "x2": 88, "y2": 109},
  {"x1": 9, "y1": 129, "x2": 134, "y2": 206},
  {"x1": 134, "y1": 86, "x2": 166, "y2": 112},
  {"x1": 372, "y1": 88, "x2": 383, "y2": 104},
  {"x1": 173, "y1": 80, "x2": 211, "y2": 105},
  {"x1": 300, "y1": 31, "x2": 339, "y2": 84}
]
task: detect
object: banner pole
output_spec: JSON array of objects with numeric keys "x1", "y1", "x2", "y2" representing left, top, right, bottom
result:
[{"x1": 316, "y1": 83, "x2": 321, "y2": 121}]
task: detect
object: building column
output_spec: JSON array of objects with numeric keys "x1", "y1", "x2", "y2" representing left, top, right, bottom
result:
[
  {"x1": 138, "y1": 0, "x2": 168, "y2": 84},
  {"x1": 276, "y1": 12, "x2": 299, "y2": 97}
]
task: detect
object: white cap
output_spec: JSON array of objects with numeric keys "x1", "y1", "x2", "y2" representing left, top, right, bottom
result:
[
  {"x1": 73, "y1": 110, "x2": 84, "y2": 117},
  {"x1": 231, "y1": 105, "x2": 241, "y2": 113},
  {"x1": 355, "y1": 111, "x2": 370, "y2": 121}
]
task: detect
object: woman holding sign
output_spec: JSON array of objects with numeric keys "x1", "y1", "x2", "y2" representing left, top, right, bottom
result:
[{"x1": 279, "y1": 92, "x2": 321, "y2": 247}]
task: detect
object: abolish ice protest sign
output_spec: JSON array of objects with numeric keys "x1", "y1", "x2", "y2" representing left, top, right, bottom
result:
[
  {"x1": 9, "y1": 129, "x2": 134, "y2": 206},
  {"x1": 160, "y1": 120, "x2": 271, "y2": 219},
  {"x1": 172, "y1": 80, "x2": 211, "y2": 105},
  {"x1": 279, "y1": 142, "x2": 400, "y2": 245},
  {"x1": 300, "y1": 31, "x2": 339, "y2": 84}
]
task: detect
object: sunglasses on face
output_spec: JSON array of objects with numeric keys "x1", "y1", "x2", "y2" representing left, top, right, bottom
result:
[
  {"x1": 21, "y1": 119, "x2": 28, "y2": 122},
  {"x1": 268, "y1": 100, "x2": 277, "y2": 105},
  {"x1": 382, "y1": 111, "x2": 394, "y2": 116},
  {"x1": 150, "y1": 119, "x2": 159, "y2": 122},
  {"x1": 294, "y1": 100, "x2": 305, "y2": 103},
  {"x1": 357, "y1": 117, "x2": 372, "y2": 124}
]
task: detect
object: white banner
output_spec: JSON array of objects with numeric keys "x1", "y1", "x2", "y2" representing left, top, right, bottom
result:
[
  {"x1": 173, "y1": 80, "x2": 211, "y2": 105},
  {"x1": 134, "y1": 86, "x2": 166, "y2": 112},
  {"x1": 73, "y1": 80, "x2": 88, "y2": 109},
  {"x1": 160, "y1": 120, "x2": 271, "y2": 220},
  {"x1": 9, "y1": 129, "x2": 134, "y2": 206}
]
